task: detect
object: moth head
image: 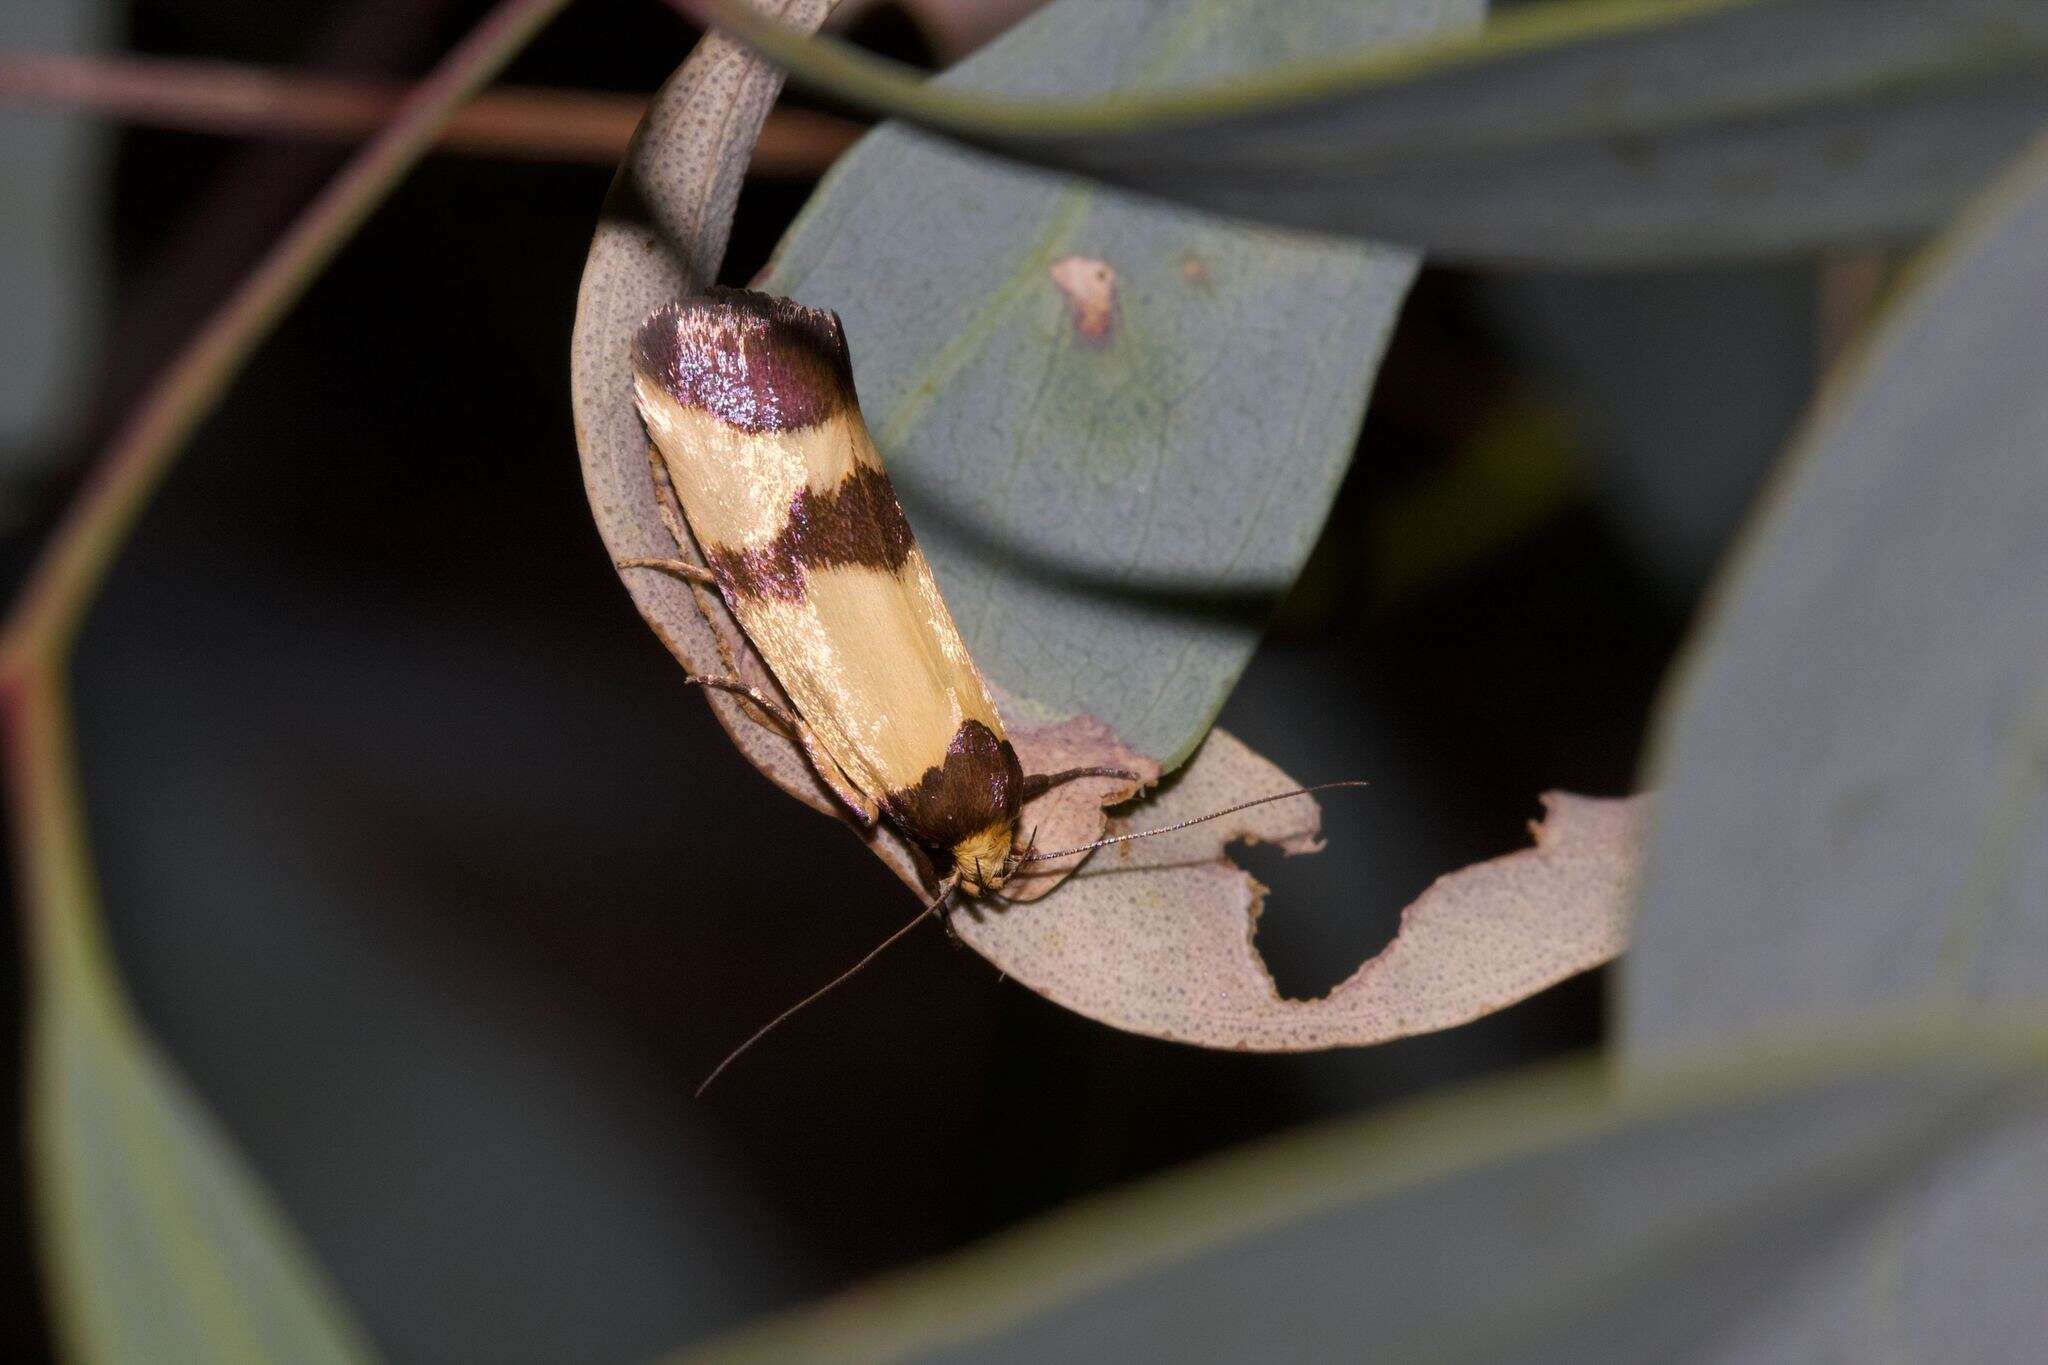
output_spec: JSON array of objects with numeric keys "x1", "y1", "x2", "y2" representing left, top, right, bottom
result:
[{"x1": 948, "y1": 823, "x2": 1018, "y2": 897}]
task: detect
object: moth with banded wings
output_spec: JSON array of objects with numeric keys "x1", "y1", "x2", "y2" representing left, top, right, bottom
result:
[
  {"x1": 617, "y1": 289, "x2": 1364, "y2": 1088},
  {"x1": 621, "y1": 287, "x2": 1137, "y2": 901}
]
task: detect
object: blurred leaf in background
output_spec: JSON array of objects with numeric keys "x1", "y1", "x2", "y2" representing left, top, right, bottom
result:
[
  {"x1": 690, "y1": 1011, "x2": 2048, "y2": 1362},
  {"x1": 28, "y1": 813, "x2": 371, "y2": 1362},
  {"x1": 1621, "y1": 119, "x2": 2048, "y2": 1359},
  {"x1": 0, "y1": 0, "x2": 110, "y2": 509},
  {"x1": 703, "y1": 0, "x2": 2048, "y2": 264}
]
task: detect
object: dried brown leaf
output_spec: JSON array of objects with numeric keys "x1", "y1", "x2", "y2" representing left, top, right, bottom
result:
[
  {"x1": 1000, "y1": 708, "x2": 1158, "y2": 903},
  {"x1": 957, "y1": 728, "x2": 1648, "y2": 1050}
]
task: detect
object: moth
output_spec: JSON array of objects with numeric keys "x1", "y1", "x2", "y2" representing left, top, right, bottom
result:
[
  {"x1": 622, "y1": 288, "x2": 1131, "y2": 901},
  {"x1": 619, "y1": 289, "x2": 1362, "y2": 1090}
]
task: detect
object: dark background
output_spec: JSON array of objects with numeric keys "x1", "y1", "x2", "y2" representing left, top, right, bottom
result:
[{"x1": 0, "y1": 1, "x2": 1816, "y2": 1359}]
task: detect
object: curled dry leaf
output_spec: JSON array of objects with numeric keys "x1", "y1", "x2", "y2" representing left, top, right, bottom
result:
[
  {"x1": 1000, "y1": 708, "x2": 1157, "y2": 903},
  {"x1": 957, "y1": 728, "x2": 1649, "y2": 1050}
]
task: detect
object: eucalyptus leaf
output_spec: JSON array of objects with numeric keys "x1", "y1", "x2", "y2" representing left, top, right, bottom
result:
[
  {"x1": 685, "y1": 1011, "x2": 2048, "y2": 1363},
  {"x1": 957, "y1": 728, "x2": 1644, "y2": 1052},
  {"x1": 703, "y1": 0, "x2": 2048, "y2": 265},
  {"x1": 1628, "y1": 135, "x2": 2048, "y2": 1045},
  {"x1": 1618, "y1": 122, "x2": 2048, "y2": 1359},
  {"x1": 758, "y1": 0, "x2": 1478, "y2": 766},
  {"x1": 31, "y1": 910, "x2": 370, "y2": 1362}
]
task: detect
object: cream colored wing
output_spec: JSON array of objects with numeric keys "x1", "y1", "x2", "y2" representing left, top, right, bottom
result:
[{"x1": 630, "y1": 290, "x2": 1013, "y2": 842}]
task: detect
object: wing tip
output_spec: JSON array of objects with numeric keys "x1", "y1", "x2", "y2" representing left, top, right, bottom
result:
[{"x1": 633, "y1": 288, "x2": 855, "y2": 434}]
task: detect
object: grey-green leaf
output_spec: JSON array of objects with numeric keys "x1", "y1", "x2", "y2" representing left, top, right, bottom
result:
[
  {"x1": 1617, "y1": 100, "x2": 2048, "y2": 1365},
  {"x1": 33, "y1": 940, "x2": 371, "y2": 1363},
  {"x1": 685, "y1": 1012, "x2": 2048, "y2": 1363},
  {"x1": 705, "y1": 0, "x2": 2048, "y2": 265},
  {"x1": 1627, "y1": 131, "x2": 2048, "y2": 1052},
  {"x1": 589, "y1": 0, "x2": 1649, "y2": 1055},
  {"x1": 760, "y1": 0, "x2": 1478, "y2": 764}
]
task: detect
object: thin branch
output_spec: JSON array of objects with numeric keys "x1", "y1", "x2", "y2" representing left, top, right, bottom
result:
[
  {"x1": 1, "y1": 652, "x2": 112, "y2": 997},
  {"x1": 2, "y1": 9, "x2": 611, "y2": 1344},
  {"x1": 0, "y1": 48, "x2": 860, "y2": 172},
  {"x1": 0, "y1": 0, "x2": 583, "y2": 674}
]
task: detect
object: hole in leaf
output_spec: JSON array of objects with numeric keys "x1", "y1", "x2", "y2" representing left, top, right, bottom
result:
[{"x1": 1236, "y1": 837, "x2": 1407, "y2": 1002}]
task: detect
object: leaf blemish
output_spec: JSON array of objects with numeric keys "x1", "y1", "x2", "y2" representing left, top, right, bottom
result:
[{"x1": 1050, "y1": 254, "x2": 1117, "y2": 342}]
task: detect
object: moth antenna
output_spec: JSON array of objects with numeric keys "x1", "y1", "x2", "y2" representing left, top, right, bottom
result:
[
  {"x1": 695, "y1": 888, "x2": 952, "y2": 1098},
  {"x1": 1020, "y1": 781, "x2": 1369, "y2": 863}
]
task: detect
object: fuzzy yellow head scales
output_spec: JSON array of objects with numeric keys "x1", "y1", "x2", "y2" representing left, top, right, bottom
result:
[{"x1": 950, "y1": 825, "x2": 1020, "y2": 896}]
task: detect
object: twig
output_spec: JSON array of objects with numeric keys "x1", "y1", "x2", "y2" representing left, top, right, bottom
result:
[
  {"x1": 0, "y1": 4, "x2": 830, "y2": 1346},
  {"x1": 73, "y1": 0, "x2": 476, "y2": 437},
  {"x1": 0, "y1": 0, "x2": 596, "y2": 1045},
  {"x1": 0, "y1": 48, "x2": 860, "y2": 172},
  {"x1": 0, "y1": 11, "x2": 603, "y2": 1341}
]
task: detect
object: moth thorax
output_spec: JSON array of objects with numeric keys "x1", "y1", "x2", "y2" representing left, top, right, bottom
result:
[{"x1": 951, "y1": 824, "x2": 1017, "y2": 896}]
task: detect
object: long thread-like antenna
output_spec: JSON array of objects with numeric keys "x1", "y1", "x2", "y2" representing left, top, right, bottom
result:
[
  {"x1": 1021, "y1": 781, "x2": 1368, "y2": 863},
  {"x1": 695, "y1": 890, "x2": 950, "y2": 1097}
]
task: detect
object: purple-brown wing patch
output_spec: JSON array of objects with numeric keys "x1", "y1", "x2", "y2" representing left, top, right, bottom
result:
[
  {"x1": 634, "y1": 286, "x2": 854, "y2": 433},
  {"x1": 881, "y1": 719, "x2": 1023, "y2": 858},
  {"x1": 705, "y1": 463, "x2": 918, "y2": 601}
]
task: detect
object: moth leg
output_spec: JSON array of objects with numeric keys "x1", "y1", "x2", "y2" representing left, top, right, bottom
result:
[
  {"x1": 934, "y1": 872, "x2": 965, "y2": 945},
  {"x1": 624, "y1": 450, "x2": 711, "y2": 587},
  {"x1": 635, "y1": 416, "x2": 879, "y2": 827},
  {"x1": 617, "y1": 555, "x2": 717, "y2": 587},
  {"x1": 688, "y1": 676, "x2": 881, "y2": 828},
  {"x1": 645, "y1": 444, "x2": 696, "y2": 554},
  {"x1": 1019, "y1": 765, "x2": 1143, "y2": 802}
]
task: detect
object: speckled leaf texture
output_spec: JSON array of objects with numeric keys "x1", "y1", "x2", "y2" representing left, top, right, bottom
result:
[
  {"x1": 575, "y1": 0, "x2": 867, "y2": 840},
  {"x1": 956, "y1": 731, "x2": 1644, "y2": 1050}
]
